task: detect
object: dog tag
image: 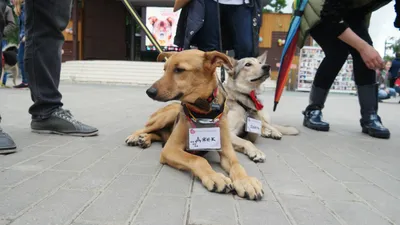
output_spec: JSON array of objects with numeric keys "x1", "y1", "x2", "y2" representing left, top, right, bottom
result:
[
  {"x1": 188, "y1": 127, "x2": 221, "y2": 151},
  {"x1": 245, "y1": 117, "x2": 262, "y2": 134}
]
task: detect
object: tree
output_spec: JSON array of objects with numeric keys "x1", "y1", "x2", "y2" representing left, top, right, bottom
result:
[
  {"x1": 384, "y1": 37, "x2": 400, "y2": 61},
  {"x1": 263, "y1": 0, "x2": 287, "y2": 13}
]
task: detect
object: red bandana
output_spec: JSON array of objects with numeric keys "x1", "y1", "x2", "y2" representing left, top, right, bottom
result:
[{"x1": 249, "y1": 90, "x2": 264, "y2": 111}]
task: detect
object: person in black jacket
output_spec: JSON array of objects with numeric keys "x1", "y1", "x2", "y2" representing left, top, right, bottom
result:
[
  {"x1": 300, "y1": 0, "x2": 394, "y2": 139},
  {"x1": 174, "y1": 0, "x2": 263, "y2": 59}
]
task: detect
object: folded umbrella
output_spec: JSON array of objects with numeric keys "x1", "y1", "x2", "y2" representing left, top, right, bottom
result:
[{"x1": 273, "y1": 0, "x2": 308, "y2": 112}]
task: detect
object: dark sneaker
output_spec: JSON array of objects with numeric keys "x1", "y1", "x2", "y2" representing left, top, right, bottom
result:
[
  {"x1": 0, "y1": 127, "x2": 17, "y2": 154},
  {"x1": 31, "y1": 108, "x2": 98, "y2": 137},
  {"x1": 13, "y1": 83, "x2": 28, "y2": 88}
]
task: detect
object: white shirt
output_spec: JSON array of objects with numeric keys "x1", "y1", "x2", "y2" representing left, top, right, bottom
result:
[{"x1": 214, "y1": 0, "x2": 249, "y2": 5}]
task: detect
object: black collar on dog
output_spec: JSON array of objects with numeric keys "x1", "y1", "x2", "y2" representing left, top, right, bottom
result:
[
  {"x1": 182, "y1": 87, "x2": 225, "y2": 121},
  {"x1": 236, "y1": 99, "x2": 254, "y2": 113}
]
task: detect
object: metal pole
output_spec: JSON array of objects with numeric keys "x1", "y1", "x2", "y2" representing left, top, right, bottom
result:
[{"x1": 121, "y1": 0, "x2": 163, "y2": 54}]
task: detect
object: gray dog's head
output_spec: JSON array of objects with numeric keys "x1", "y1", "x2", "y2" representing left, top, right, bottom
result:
[{"x1": 225, "y1": 51, "x2": 270, "y2": 94}]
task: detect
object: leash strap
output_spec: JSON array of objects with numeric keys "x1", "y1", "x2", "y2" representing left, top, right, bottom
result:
[{"x1": 216, "y1": 0, "x2": 226, "y2": 84}]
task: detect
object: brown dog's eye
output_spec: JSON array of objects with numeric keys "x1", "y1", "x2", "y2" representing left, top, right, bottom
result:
[
  {"x1": 245, "y1": 63, "x2": 252, "y2": 67},
  {"x1": 173, "y1": 68, "x2": 185, "y2": 73}
]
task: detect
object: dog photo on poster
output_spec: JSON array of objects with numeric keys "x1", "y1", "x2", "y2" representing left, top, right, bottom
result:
[{"x1": 145, "y1": 7, "x2": 181, "y2": 50}]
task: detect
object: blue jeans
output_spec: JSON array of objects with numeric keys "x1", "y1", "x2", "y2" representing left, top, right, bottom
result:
[
  {"x1": 378, "y1": 88, "x2": 397, "y2": 99},
  {"x1": 191, "y1": 0, "x2": 253, "y2": 59},
  {"x1": 18, "y1": 41, "x2": 28, "y2": 83}
]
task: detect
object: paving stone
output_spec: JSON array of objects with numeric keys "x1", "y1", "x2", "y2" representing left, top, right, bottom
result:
[
  {"x1": 280, "y1": 195, "x2": 341, "y2": 225},
  {"x1": 9, "y1": 189, "x2": 94, "y2": 225},
  {"x1": 1, "y1": 83, "x2": 400, "y2": 224},
  {"x1": 345, "y1": 183, "x2": 400, "y2": 224},
  {"x1": 65, "y1": 155, "x2": 133, "y2": 190},
  {"x1": 51, "y1": 146, "x2": 112, "y2": 172},
  {"x1": 0, "y1": 146, "x2": 55, "y2": 168},
  {"x1": 189, "y1": 195, "x2": 237, "y2": 225},
  {"x1": 237, "y1": 201, "x2": 291, "y2": 225},
  {"x1": 295, "y1": 166, "x2": 357, "y2": 201},
  {"x1": 11, "y1": 155, "x2": 67, "y2": 172},
  {"x1": 0, "y1": 169, "x2": 37, "y2": 187},
  {"x1": 123, "y1": 163, "x2": 162, "y2": 176},
  {"x1": 0, "y1": 171, "x2": 76, "y2": 219},
  {"x1": 326, "y1": 201, "x2": 392, "y2": 225},
  {"x1": 76, "y1": 175, "x2": 152, "y2": 224},
  {"x1": 131, "y1": 195, "x2": 187, "y2": 225},
  {"x1": 149, "y1": 166, "x2": 192, "y2": 197},
  {"x1": 353, "y1": 167, "x2": 400, "y2": 198}
]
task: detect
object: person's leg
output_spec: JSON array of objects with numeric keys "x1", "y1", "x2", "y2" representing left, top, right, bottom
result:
[
  {"x1": 302, "y1": 23, "x2": 349, "y2": 131},
  {"x1": 377, "y1": 89, "x2": 389, "y2": 100},
  {"x1": 229, "y1": 4, "x2": 253, "y2": 59},
  {"x1": 14, "y1": 41, "x2": 28, "y2": 88},
  {"x1": 388, "y1": 88, "x2": 397, "y2": 97},
  {"x1": 0, "y1": 0, "x2": 17, "y2": 153},
  {"x1": 191, "y1": 0, "x2": 219, "y2": 51},
  {"x1": 347, "y1": 16, "x2": 390, "y2": 139},
  {"x1": 25, "y1": 0, "x2": 98, "y2": 136}
]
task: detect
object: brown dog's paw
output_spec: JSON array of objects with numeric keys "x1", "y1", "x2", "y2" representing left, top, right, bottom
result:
[
  {"x1": 125, "y1": 134, "x2": 140, "y2": 146},
  {"x1": 233, "y1": 177, "x2": 263, "y2": 201},
  {"x1": 125, "y1": 133, "x2": 151, "y2": 148},
  {"x1": 137, "y1": 134, "x2": 152, "y2": 148},
  {"x1": 201, "y1": 173, "x2": 233, "y2": 193}
]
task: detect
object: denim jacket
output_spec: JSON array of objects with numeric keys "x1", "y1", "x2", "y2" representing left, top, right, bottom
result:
[{"x1": 18, "y1": 3, "x2": 25, "y2": 41}]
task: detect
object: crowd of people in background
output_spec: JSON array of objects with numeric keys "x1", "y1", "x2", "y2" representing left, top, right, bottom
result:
[
  {"x1": 376, "y1": 53, "x2": 400, "y2": 103},
  {"x1": 1, "y1": 0, "x2": 26, "y2": 88}
]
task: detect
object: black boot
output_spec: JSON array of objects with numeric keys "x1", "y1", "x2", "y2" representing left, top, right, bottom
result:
[
  {"x1": 302, "y1": 85, "x2": 330, "y2": 131},
  {"x1": 357, "y1": 84, "x2": 390, "y2": 139}
]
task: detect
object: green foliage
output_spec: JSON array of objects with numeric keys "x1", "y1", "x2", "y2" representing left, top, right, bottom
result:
[{"x1": 263, "y1": 0, "x2": 287, "y2": 13}]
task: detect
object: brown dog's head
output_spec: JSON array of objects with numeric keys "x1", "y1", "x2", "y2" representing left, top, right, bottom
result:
[
  {"x1": 225, "y1": 51, "x2": 270, "y2": 94},
  {"x1": 146, "y1": 49, "x2": 233, "y2": 103}
]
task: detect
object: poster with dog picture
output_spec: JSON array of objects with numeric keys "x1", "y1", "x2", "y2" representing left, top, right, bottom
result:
[
  {"x1": 297, "y1": 46, "x2": 356, "y2": 94},
  {"x1": 145, "y1": 7, "x2": 181, "y2": 51}
]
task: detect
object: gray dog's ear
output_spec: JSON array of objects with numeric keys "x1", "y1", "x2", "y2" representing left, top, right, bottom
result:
[
  {"x1": 224, "y1": 56, "x2": 237, "y2": 77},
  {"x1": 257, "y1": 51, "x2": 268, "y2": 64}
]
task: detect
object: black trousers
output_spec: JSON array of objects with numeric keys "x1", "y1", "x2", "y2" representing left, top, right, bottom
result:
[
  {"x1": 25, "y1": 0, "x2": 72, "y2": 120},
  {"x1": 310, "y1": 15, "x2": 376, "y2": 90}
]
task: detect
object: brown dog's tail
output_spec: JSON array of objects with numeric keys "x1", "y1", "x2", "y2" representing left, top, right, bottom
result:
[{"x1": 272, "y1": 124, "x2": 300, "y2": 136}]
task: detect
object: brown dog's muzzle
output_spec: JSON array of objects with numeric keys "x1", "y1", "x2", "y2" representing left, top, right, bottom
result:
[{"x1": 146, "y1": 87, "x2": 158, "y2": 99}]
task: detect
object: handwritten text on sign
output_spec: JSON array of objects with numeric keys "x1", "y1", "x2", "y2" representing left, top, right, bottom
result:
[
  {"x1": 188, "y1": 127, "x2": 221, "y2": 151},
  {"x1": 245, "y1": 117, "x2": 262, "y2": 134}
]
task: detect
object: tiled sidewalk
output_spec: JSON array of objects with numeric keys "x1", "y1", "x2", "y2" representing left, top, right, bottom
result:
[{"x1": 0, "y1": 83, "x2": 399, "y2": 225}]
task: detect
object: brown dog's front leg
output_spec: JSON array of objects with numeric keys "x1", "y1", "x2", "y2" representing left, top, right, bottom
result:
[
  {"x1": 160, "y1": 147, "x2": 233, "y2": 193},
  {"x1": 219, "y1": 119, "x2": 264, "y2": 200}
]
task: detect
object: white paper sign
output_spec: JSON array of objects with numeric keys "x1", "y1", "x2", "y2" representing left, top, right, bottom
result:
[
  {"x1": 246, "y1": 117, "x2": 262, "y2": 134},
  {"x1": 188, "y1": 127, "x2": 221, "y2": 151}
]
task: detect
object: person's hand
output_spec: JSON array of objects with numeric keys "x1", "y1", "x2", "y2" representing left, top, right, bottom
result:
[
  {"x1": 359, "y1": 44, "x2": 384, "y2": 70},
  {"x1": 385, "y1": 88, "x2": 390, "y2": 94}
]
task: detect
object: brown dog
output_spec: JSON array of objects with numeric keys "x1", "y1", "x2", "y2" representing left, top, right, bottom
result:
[{"x1": 126, "y1": 49, "x2": 263, "y2": 200}]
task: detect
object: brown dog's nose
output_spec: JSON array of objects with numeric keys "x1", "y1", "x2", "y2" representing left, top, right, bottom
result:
[
  {"x1": 262, "y1": 65, "x2": 271, "y2": 71},
  {"x1": 146, "y1": 87, "x2": 158, "y2": 99}
]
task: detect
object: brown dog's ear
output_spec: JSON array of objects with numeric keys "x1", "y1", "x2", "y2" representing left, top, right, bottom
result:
[
  {"x1": 148, "y1": 16, "x2": 158, "y2": 25},
  {"x1": 166, "y1": 17, "x2": 174, "y2": 26},
  {"x1": 204, "y1": 51, "x2": 233, "y2": 72},
  {"x1": 157, "y1": 51, "x2": 177, "y2": 62}
]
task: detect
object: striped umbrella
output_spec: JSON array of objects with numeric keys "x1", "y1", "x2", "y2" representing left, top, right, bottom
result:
[{"x1": 273, "y1": 0, "x2": 308, "y2": 111}]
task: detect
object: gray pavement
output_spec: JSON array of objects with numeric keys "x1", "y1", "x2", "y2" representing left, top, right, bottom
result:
[{"x1": 0, "y1": 82, "x2": 399, "y2": 225}]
